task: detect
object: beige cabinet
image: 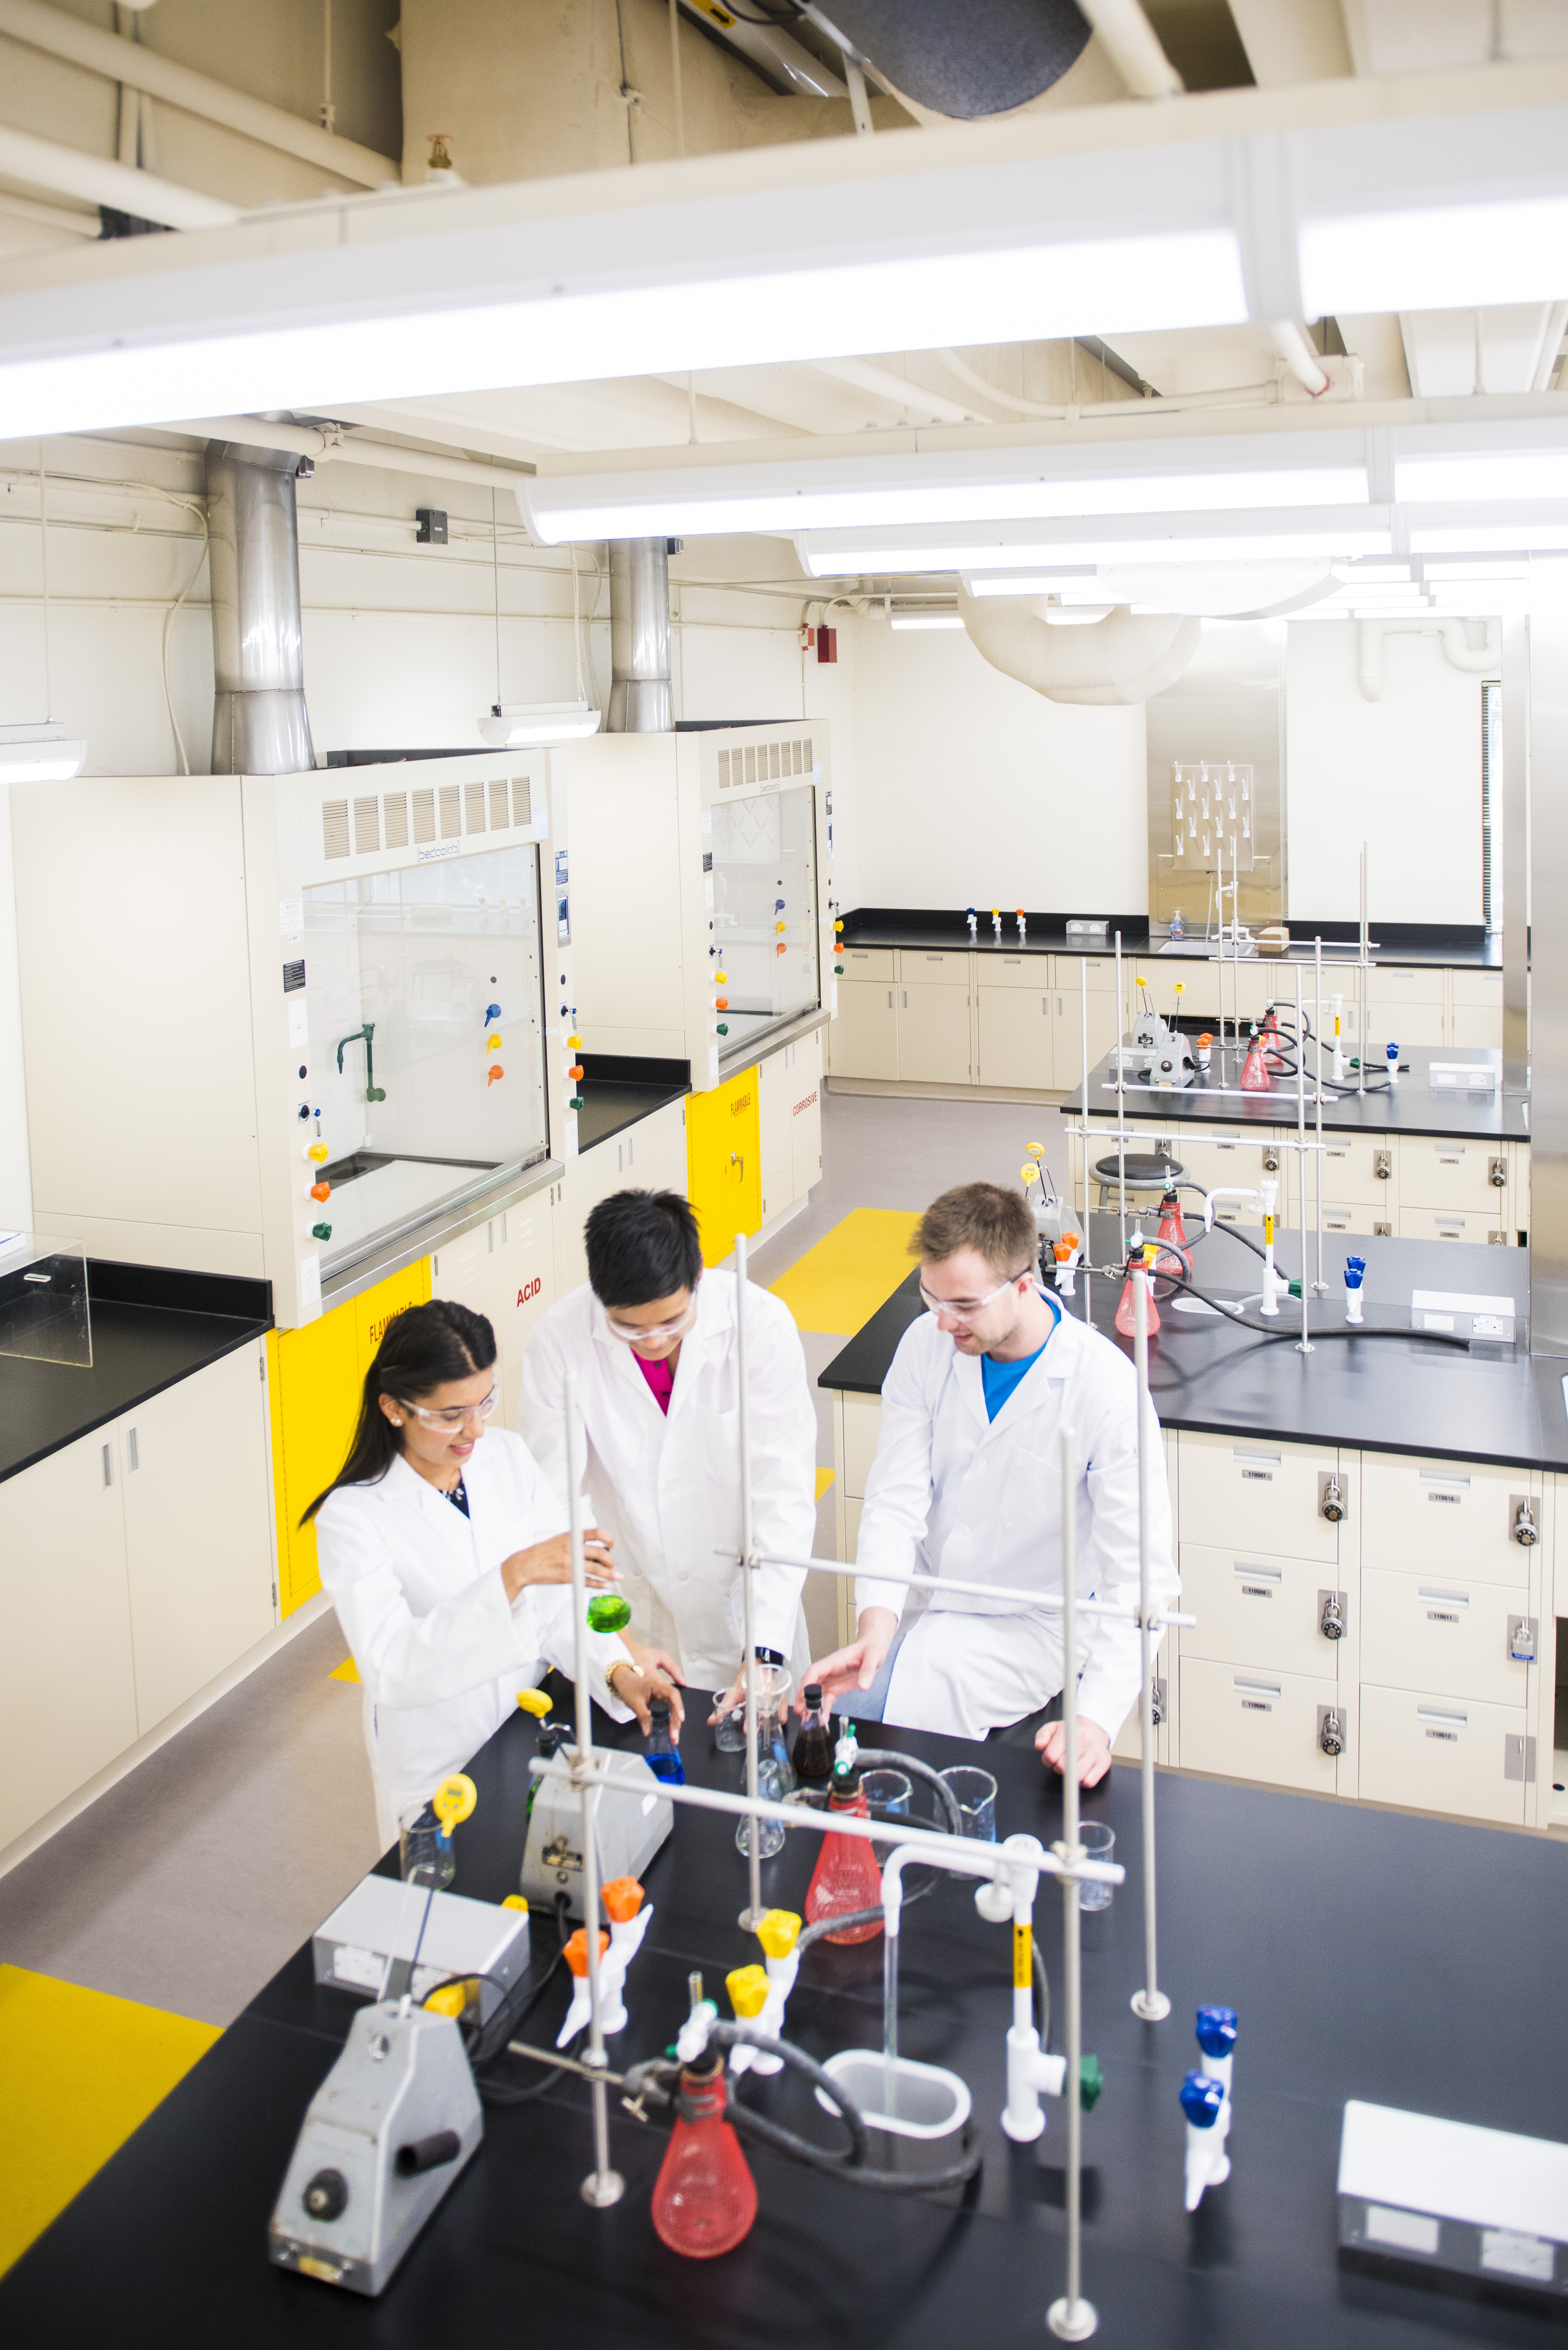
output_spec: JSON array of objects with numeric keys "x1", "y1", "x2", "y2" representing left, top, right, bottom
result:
[
  {"x1": 1366, "y1": 964, "x2": 1445, "y2": 1037},
  {"x1": 1178, "y1": 1432, "x2": 1347, "y2": 1566},
  {"x1": 121, "y1": 1342, "x2": 274, "y2": 1736},
  {"x1": 0, "y1": 1429, "x2": 139, "y2": 1847},
  {"x1": 1179, "y1": 1543, "x2": 1347, "y2": 1680},
  {"x1": 976, "y1": 985, "x2": 1053, "y2": 1090},
  {"x1": 1361, "y1": 1453, "x2": 1535, "y2": 1586},
  {"x1": 1399, "y1": 1137, "x2": 1509, "y2": 1216},
  {"x1": 1360, "y1": 1566, "x2": 1532, "y2": 1709},
  {"x1": 897, "y1": 982, "x2": 972, "y2": 1084},
  {"x1": 759, "y1": 1043, "x2": 794, "y2": 1224},
  {"x1": 552, "y1": 1097, "x2": 689, "y2": 1293},
  {"x1": 1179, "y1": 1655, "x2": 1343, "y2": 1795},
  {"x1": 1397, "y1": 1205, "x2": 1509, "y2": 1246},
  {"x1": 788, "y1": 1031, "x2": 824, "y2": 1202},
  {"x1": 830, "y1": 977, "x2": 898, "y2": 1080},
  {"x1": 1358, "y1": 1683, "x2": 1529, "y2": 1824},
  {"x1": 491, "y1": 1195, "x2": 561, "y2": 1427}
]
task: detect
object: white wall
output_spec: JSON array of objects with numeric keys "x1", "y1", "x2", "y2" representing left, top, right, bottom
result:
[
  {"x1": 1285, "y1": 622, "x2": 1488, "y2": 923},
  {"x1": 847, "y1": 618, "x2": 1149, "y2": 915}
]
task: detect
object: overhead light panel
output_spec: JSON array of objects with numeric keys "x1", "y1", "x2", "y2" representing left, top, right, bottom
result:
[
  {"x1": 1301, "y1": 195, "x2": 1568, "y2": 321},
  {"x1": 801, "y1": 511, "x2": 1392, "y2": 578},
  {"x1": 1411, "y1": 519, "x2": 1568, "y2": 554},
  {"x1": 0, "y1": 723, "x2": 86, "y2": 783},
  {"x1": 888, "y1": 611, "x2": 964, "y2": 630},
  {"x1": 479, "y1": 700, "x2": 601, "y2": 747}
]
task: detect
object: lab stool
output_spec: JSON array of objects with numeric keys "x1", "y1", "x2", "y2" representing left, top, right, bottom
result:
[{"x1": 1094, "y1": 1151, "x2": 1185, "y2": 1213}]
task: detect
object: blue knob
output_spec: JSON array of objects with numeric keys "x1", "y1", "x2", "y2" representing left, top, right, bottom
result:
[
  {"x1": 1195, "y1": 2005, "x2": 1237, "y2": 2059},
  {"x1": 1180, "y1": 2072, "x2": 1225, "y2": 2128},
  {"x1": 1386, "y1": 1041, "x2": 1399, "y2": 1062},
  {"x1": 484, "y1": 1002, "x2": 502, "y2": 1027}
]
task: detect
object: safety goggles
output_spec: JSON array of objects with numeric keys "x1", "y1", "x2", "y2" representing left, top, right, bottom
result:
[
  {"x1": 918, "y1": 1268, "x2": 1033, "y2": 1318},
  {"x1": 604, "y1": 1297, "x2": 699, "y2": 1347},
  {"x1": 397, "y1": 1389, "x2": 498, "y2": 1429}
]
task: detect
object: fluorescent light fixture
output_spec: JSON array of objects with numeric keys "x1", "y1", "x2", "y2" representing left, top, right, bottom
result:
[
  {"x1": 801, "y1": 510, "x2": 1391, "y2": 577},
  {"x1": 962, "y1": 571, "x2": 1097, "y2": 597},
  {"x1": 0, "y1": 724, "x2": 86, "y2": 783},
  {"x1": 524, "y1": 456, "x2": 1367, "y2": 546},
  {"x1": 1398, "y1": 453, "x2": 1568, "y2": 503},
  {"x1": 889, "y1": 611, "x2": 963, "y2": 630},
  {"x1": 1412, "y1": 521, "x2": 1568, "y2": 553},
  {"x1": 1301, "y1": 195, "x2": 1568, "y2": 317},
  {"x1": 1421, "y1": 557, "x2": 1531, "y2": 580},
  {"x1": 479, "y1": 700, "x2": 600, "y2": 747},
  {"x1": 1331, "y1": 561, "x2": 1412, "y2": 584}
]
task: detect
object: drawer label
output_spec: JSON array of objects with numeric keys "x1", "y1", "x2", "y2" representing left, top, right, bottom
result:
[
  {"x1": 1240, "y1": 1585, "x2": 1275, "y2": 1598},
  {"x1": 1427, "y1": 1491, "x2": 1462, "y2": 1505},
  {"x1": 1241, "y1": 1469, "x2": 1273, "y2": 1482},
  {"x1": 1426, "y1": 1609, "x2": 1460, "y2": 1623},
  {"x1": 1424, "y1": 1727, "x2": 1458, "y2": 1742},
  {"x1": 1240, "y1": 1698, "x2": 1272, "y2": 1712}
]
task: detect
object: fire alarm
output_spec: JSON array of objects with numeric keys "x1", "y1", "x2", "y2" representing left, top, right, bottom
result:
[
  {"x1": 817, "y1": 625, "x2": 838, "y2": 664},
  {"x1": 799, "y1": 624, "x2": 816, "y2": 651}
]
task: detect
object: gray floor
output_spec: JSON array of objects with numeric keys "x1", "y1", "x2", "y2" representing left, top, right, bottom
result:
[{"x1": 0, "y1": 1083, "x2": 1064, "y2": 2027}]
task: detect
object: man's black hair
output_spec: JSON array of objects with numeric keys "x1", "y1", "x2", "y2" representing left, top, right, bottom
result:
[{"x1": 585, "y1": 1188, "x2": 703, "y2": 1307}]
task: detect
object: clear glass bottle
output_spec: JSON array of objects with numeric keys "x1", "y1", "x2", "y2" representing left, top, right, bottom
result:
[
  {"x1": 804, "y1": 1762, "x2": 884, "y2": 1944},
  {"x1": 735, "y1": 1757, "x2": 786, "y2": 1859},
  {"x1": 645, "y1": 1694, "x2": 685, "y2": 1787},
  {"x1": 649, "y1": 2055, "x2": 758, "y2": 2258},
  {"x1": 792, "y1": 1682, "x2": 835, "y2": 1782}
]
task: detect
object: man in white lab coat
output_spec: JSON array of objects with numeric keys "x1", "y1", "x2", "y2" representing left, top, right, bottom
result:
[
  {"x1": 806, "y1": 1183, "x2": 1175, "y2": 1785},
  {"x1": 519, "y1": 1189, "x2": 819, "y2": 1703}
]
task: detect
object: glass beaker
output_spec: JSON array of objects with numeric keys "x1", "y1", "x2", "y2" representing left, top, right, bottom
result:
[
  {"x1": 735, "y1": 1758, "x2": 787, "y2": 1860},
  {"x1": 712, "y1": 1691, "x2": 745, "y2": 1753},
  {"x1": 399, "y1": 1801, "x2": 455, "y2": 1889},
  {"x1": 861, "y1": 1767, "x2": 911, "y2": 1863},
  {"x1": 1076, "y1": 1821, "x2": 1115, "y2": 1911},
  {"x1": 940, "y1": 1765, "x2": 998, "y2": 1843}
]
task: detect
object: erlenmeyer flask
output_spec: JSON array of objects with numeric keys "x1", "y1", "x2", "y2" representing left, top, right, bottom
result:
[
  {"x1": 804, "y1": 1765, "x2": 883, "y2": 1944},
  {"x1": 649, "y1": 2057, "x2": 758, "y2": 2258},
  {"x1": 1240, "y1": 1026, "x2": 1270, "y2": 1092},
  {"x1": 1156, "y1": 1186, "x2": 1187, "y2": 1249},
  {"x1": 1260, "y1": 1004, "x2": 1287, "y2": 1073},
  {"x1": 1114, "y1": 1257, "x2": 1161, "y2": 1337}
]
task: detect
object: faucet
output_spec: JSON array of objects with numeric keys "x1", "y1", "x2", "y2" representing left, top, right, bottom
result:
[{"x1": 336, "y1": 1023, "x2": 386, "y2": 1103}]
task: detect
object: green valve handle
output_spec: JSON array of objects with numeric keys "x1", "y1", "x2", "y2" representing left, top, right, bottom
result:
[
  {"x1": 716, "y1": 1023, "x2": 729, "y2": 1036},
  {"x1": 569, "y1": 1094, "x2": 585, "y2": 1112},
  {"x1": 311, "y1": 1223, "x2": 332, "y2": 1242},
  {"x1": 1077, "y1": 2054, "x2": 1104, "y2": 2112}
]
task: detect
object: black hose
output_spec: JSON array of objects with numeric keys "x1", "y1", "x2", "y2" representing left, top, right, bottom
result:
[
  {"x1": 856, "y1": 1749, "x2": 965, "y2": 1838},
  {"x1": 797, "y1": 1903, "x2": 884, "y2": 1951},
  {"x1": 1156, "y1": 1264, "x2": 1472, "y2": 1348}
]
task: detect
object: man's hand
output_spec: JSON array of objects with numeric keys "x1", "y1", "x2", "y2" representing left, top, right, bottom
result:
[
  {"x1": 710, "y1": 1663, "x2": 787, "y2": 1727},
  {"x1": 607, "y1": 1654, "x2": 685, "y2": 1734},
  {"x1": 1036, "y1": 1715, "x2": 1112, "y2": 1788},
  {"x1": 800, "y1": 1608, "x2": 898, "y2": 1706},
  {"x1": 501, "y1": 1529, "x2": 614, "y2": 1601}
]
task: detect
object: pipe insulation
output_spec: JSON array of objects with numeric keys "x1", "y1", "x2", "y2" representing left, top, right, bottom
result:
[
  {"x1": 0, "y1": 0, "x2": 398, "y2": 188},
  {"x1": 206, "y1": 441, "x2": 314, "y2": 777},
  {"x1": 799, "y1": 0, "x2": 1093, "y2": 118},
  {"x1": 607, "y1": 539, "x2": 672, "y2": 732},
  {"x1": 0, "y1": 124, "x2": 238, "y2": 230},
  {"x1": 1074, "y1": 0, "x2": 1183, "y2": 97},
  {"x1": 1357, "y1": 617, "x2": 1501, "y2": 701},
  {"x1": 959, "y1": 585, "x2": 1199, "y2": 705}
]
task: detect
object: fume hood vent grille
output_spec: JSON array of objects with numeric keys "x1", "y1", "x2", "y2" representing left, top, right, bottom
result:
[
  {"x1": 412, "y1": 787, "x2": 436, "y2": 844},
  {"x1": 316, "y1": 773, "x2": 536, "y2": 866},
  {"x1": 717, "y1": 737, "x2": 812, "y2": 790},
  {"x1": 384, "y1": 792, "x2": 409, "y2": 850},
  {"x1": 353, "y1": 796, "x2": 381, "y2": 856},
  {"x1": 321, "y1": 799, "x2": 350, "y2": 859},
  {"x1": 464, "y1": 780, "x2": 487, "y2": 835},
  {"x1": 439, "y1": 784, "x2": 461, "y2": 839}
]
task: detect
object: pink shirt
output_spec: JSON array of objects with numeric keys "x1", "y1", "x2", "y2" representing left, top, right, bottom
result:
[{"x1": 633, "y1": 1349, "x2": 675, "y2": 1414}]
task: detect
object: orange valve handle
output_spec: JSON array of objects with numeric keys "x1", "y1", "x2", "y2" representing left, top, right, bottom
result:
[
  {"x1": 309, "y1": 1181, "x2": 331, "y2": 1202},
  {"x1": 601, "y1": 1876, "x2": 645, "y2": 1923},
  {"x1": 563, "y1": 1927, "x2": 609, "y2": 1977},
  {"x1": 715, "y1": 997, "x2": 728, "y2": 1011},
  {"x1": 486, "y1": 1064, "x2": 504, "y2": 1085},
  {"x1": 569, "y1": 1064, "x2": 584, "y2": 1081},
  {"x1": 775, "y1": 944, "x2": 787, "y2": 957}
]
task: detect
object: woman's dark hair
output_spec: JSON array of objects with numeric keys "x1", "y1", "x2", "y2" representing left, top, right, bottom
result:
[
  {"x1": 585, "y1": 1188, "x2": 704, "y2": 1307},
  {"x1": 299, "y1": 1298, "x2": 497, "y2": 1525}
]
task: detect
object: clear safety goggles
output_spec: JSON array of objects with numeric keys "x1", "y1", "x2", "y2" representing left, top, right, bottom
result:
[
  {"x1": 918, "y1": 1268, "x2": 1033, "y2": 1319},
  {"x1": 397, "y1": 1388, "x2": 498, "y2": 1429},
  {"x1": 604, "y1": 1297, "x2": 699, "y2": 1347}
]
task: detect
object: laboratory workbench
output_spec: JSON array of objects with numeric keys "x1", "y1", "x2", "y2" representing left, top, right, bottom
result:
[
  {"x1": 837, "y1": 908, "x2": 1500, "y2": 971},
  {"x1": 574, "y1": 1053, "x2": 690, "y2": 1156},
  {"x1": 3, "y1": 1697, "x2": 1564, "y2": 2349},
  {"x1": 0, "y1": 1259, "x2": 272, "y2": 1486},
  {"x1": 820, "y1": 1222, "x2": 1567, "y2": 1473},
  {"x1": 1069, "y1": 1044, "x2": 1528, "y2": 1146}
]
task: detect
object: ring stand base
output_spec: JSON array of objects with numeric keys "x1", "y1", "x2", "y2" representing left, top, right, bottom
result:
[
  {"x1": 1131, "y1": 1988, "x2": 1172, "y2": 2022},
  {"x1": 738, "y1": 1906, "x2": 766, "y2": 1932},
  {"x1": 1047, "y1": 2295, "x2": 1099, "y2": 2339},
  {"x1": 581, "y1": 2170, "x2": 625, "y2": 2208}
]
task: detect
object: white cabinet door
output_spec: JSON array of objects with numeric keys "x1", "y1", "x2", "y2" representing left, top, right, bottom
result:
[
  {"x1": 1178, "y1": 1543, "x2": 1346, "y2": 1679},
  {"x1": 1051, "y1": 965, "x2": 1121, "y2": 1094},
  {"x1": 494, "y1": 1194, "x2": 559, "y2": 1428},
  {"x1": 759, "y1": 1044, "x2": 793, "y2": 1225},
  {"x1": 1451, "y1": 1005, "x2": 1503, "y2": 1050},
  {"x1": 1357, "y1": 1683, "x2": 1528, "y2": 1823},
  {"x1": 1179, "y1": 1655, "x2": 1342, "y2": 1794},
  {"x1": 0, "y1": 1429, "x2": 137, "y2": 1846},
  {"x1": 840, "y1": 1394, "x2": 884, "y2": 1499},
  {"x1": 976, "y1": 987, "x2": 1053, "y2": 1090},
  {"x1": 121, "y1": 1341, "x2": 275, "y2": 1736},
  {"x1": 897, "y1": 984, "x2": 972, "y2": 1084},
  {"x1": 830, "y1": 979, "x2": 898, "y2": 1080},
  {"x1": 1361, "y1": 1453, "x2": 1534, "y2": 1587},
  {"x1": 789, "y1": 1032, "x2": 823, "y2": 1201},
  {"x1": 1361, "y1": 1567, "x2": 1532, "y2": 1708},
  {"x1": 1399, "y1": 1139, "x2": 1507, "y2": 1215},
  {"x1": 1178, "y1": 1431, "x2": 1345, "y2": 1565}
]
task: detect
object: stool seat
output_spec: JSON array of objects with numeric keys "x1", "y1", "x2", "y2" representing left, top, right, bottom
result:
[{"x1": 1091, "y1": 1152, "x2": 1184, "y2": 1186}]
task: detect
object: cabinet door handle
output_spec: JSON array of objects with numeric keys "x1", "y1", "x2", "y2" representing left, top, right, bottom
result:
[
  {"x1": 128, "y1": 1427, "x2": 139, "y2": 1472},
  {"x1": 902, "y1": 991, "x2": 908, "y2": 1009},
  {"x1": 102, "y1": 1442, "x2": 113, "y2": 1488},
  {"x1": 886, "y1": 990, "x2": 893, "y2": 1008}
]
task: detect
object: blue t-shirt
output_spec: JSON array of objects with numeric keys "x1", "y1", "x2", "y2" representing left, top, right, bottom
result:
[{"x1": 980, "y1": 1339, "x2": 1049, "y2": 1420}]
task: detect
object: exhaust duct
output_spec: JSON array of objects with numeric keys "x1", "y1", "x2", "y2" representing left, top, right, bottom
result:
[
  {"x1": 607, "y1": 539, "x2": 673, "y2": 733},
  {"x1": 958, "y1": 587, "x2": 1199, "y2": 705},
  {"x1": 206, "y1": 440, "x2": 314, "y2": 776}
]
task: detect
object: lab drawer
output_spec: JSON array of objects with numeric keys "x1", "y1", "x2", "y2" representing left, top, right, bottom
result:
[
  {"x1": 1179, "y1": 1656, "x2": 1341, "y2": 1795},
  {"x1": 1396, "y1": 1206, "x2": 1510, "y2": 1246},
  {"x1": 1360, "y1": 1453, "x2": 1535, "y2": 1587},
  {"x1": 1357, "y1": 1683, "x2": 1528, "y2": 1824},
  {"x1": 1178, "y1": 1542, "x2": 1347, "y2": 1679},
  {"x1": 838, "y1": 948, "x2": 894, "y2": 982},
  {"x1": 983, "y1": 952, "x2": 1053, "y2": 990},
  {"x1": 1360, "y1": 1567, "x2": 1533, "y2": 1708},
  {"x1": 839, "y1": 1394, "x2": 883, "y2": 1499},
  {"x1": 1178, "y1": 1430, "x2": 1345, "y2": 1565},
  {"x1": 1366, "y1": 965, "x2": 1445, "y2": 1018},
  {"x1": 1304, "y1": 1134, "x2": 1397, "y2": 1209},
  {"x1": 1399, "y1": 1137, "x2": 1508, "y2": 1215},
  {"x1": 1052, "y1": 953, "x2": 1119, "y2": 996},
  {"x1": 897, "y1": 949, "x2": 969, "y2": 980},
  {"x1": 1450, "y1": 968, "x2": 1503, "y2": 1010},
  {"x1": 1318, "y1": 1201, "x2": 1382, "y2": 1237}
]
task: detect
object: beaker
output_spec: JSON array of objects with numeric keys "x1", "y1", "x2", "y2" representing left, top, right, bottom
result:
[
  {"x1": 1077, "y1": 1821, "x2": 1115, "y2": 1911},
  {"x1": 712, "y1": 1692, "x2": 745, "y2": 1753},
  {"x1": 940, "y1": 1765, "x2": 997, "y2": 1842},
  {"x1": 861, "y1": 1767, "x2": 911, "y2": 1862},
  {"x1": 735, "y1": 1758, "x2": 786, "y2": 1860},
  {"x1": 398, "y1": 1801, "x2": 454, "y2": 1889}
]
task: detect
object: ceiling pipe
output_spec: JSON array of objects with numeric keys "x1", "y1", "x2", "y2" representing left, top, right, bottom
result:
[
  {"x1": 206, "y1": 440, "x2": 314, "y2": 776},
  {"x1": 0, "y1": 0, "x2": 397, "y2": 188},
  {"x1": 808, "y1": 355, "x2": 990, "y2": 424},
  {"x1": 175, "y1": 413, "x2": 534, "y2": 495},
  {"x1": 1357, "y1": 616, "x2": 1500, "y2": 700},
  {"x1": 1074, "y1": 0, "x2": 1183, "y2": 97},
  {"x1": 0, "y1": 123, "x2": 238, "y2": 230},
  {"x1": 1270, "y1": 321, "x2": 1331, "y2": 397},
  {"x1": 677, "y1": 0, "x2": 848, "y2": 98},
  {"x1": 959, "y1": 584, "x2": 1200, "y2": 704},
  {"x1": 607, "y1": 540, "x2": 673, "y2": 732}
]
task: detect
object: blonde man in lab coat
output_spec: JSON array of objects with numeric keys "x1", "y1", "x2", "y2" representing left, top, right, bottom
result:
[
  {"x1": 519, "y1": 1189, "x2": 818, "y2": 1707},
  {"x1": 805, "y1": 1183, "x2": 1176, "y2": 1785}
]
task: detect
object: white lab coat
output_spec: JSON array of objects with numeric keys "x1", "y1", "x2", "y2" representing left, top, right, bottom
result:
[
  {"x1": 854, "y1": 1299, "x2": 1176, "y2": 1743},
  {"x1": 518, "y1": 1271, "x2": 817, "y2": 1690},
  {"x1": 315, "y1": 1431, "x2": 635, "y2": 1847}
]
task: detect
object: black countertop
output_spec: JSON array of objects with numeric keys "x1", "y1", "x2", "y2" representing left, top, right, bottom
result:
[
  {"x1": 1069, "y1": 1044, "x2": 1528, "y2": 1143},
  {"x1": 574, "y1": 1055, "x2": 689, "y2": 1157},
  {"x1": 5, "y1": 1696, "x2": 1565, "y2": 2349},
  {"x1": 820, "y1": 1224, "x2": 1568, "y2": 1473},
  {"x1": 0, "y1": 1260, "x2": 272, "y2": 1486},
  {"x1": 838, "y1": 910, "x2": 1501, "y2": 972}
]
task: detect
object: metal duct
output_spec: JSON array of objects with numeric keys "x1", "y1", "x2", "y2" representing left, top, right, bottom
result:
[
  {"x1": 206, "y1": 441, "x2": 314, "y2": 776},
  {"x1": 607, "y1": 539, "x2": 673, "y2": 733},
  {"x1": 958, "y1": 587, "x2": 1199, "y2": 705},
  {"x1": 810, "y1": 0, "x2": 1093, "y2": 117}
]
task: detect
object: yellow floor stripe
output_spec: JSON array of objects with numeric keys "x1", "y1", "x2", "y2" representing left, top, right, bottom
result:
[
  {"x1": 330, "y1": 1656, "x2": 360, "y2": 1684},
  {"x1": 815, "y1": 1465, "x2": 834, "y2": 1500},
  {"x1": 771, "y1": 1207, "x2": 921, "y2": 1337},
  {"x1": 0, "y1": 1965, "x2": 220, "y2": 2276}
]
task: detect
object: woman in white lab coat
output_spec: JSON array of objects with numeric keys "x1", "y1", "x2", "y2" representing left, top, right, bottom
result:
[
  {"x1": 306, "y1": 1298, "x2": 680, "y2": 1848},
  {"x1": 518, "y1": 1189, "x2": 818, "y2": 1703}
]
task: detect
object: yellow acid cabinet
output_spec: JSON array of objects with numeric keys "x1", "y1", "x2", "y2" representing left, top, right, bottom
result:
[
  {"x1": 267, "y1": 1260, "x2": 432, "y2": 1616},
  {"x1": 686, "y1": 1065, "x2": 762, "y2": 1267}
]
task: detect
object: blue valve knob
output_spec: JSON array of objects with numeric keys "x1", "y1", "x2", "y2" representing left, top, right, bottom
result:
[
  {"x1": 1180, "y1": 2072, "x2": 1225, "y2": 2128},
  {"x1": 1195, "y1": 2005, "x2": 1237, "y2": 2059},
  {"x1": 484, "y1": 1002, "x2": 503, "y2": 1027},
  {"x1": 1386, "y1": 1041, "x2": 1399, "y2": 1064}
]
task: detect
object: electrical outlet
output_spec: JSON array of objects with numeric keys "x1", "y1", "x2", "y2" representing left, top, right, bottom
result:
[{"x1": 1472, "y1": 1314, "x2": 1509, "y2": 1338}]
